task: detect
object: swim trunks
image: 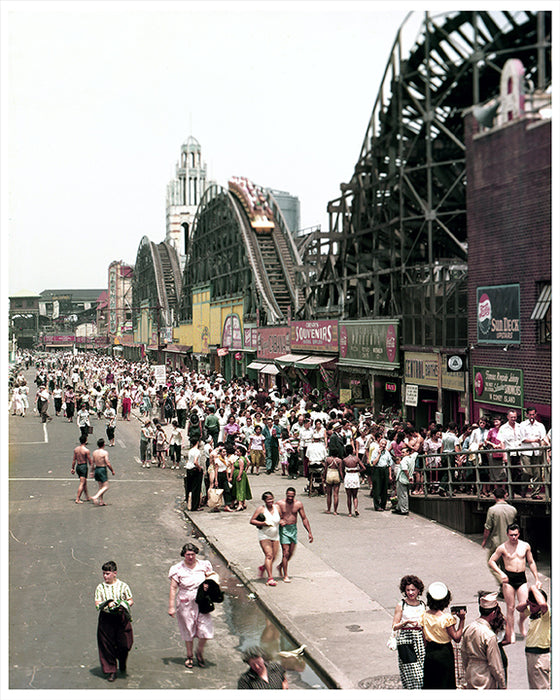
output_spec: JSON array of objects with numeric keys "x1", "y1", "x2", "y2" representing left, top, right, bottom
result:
[
  {"x1": 94, "y1": 466, "x2": 108, "y2": 483},
  {"x1": 279, "y1": 523, "x2": 298, "y2": 545},
  {"x1": 76, "y1": 463, "x2": 88, "y2": 478},
  {"x1": 504, "y1": 569, "x2": 527, "y2": 590}
]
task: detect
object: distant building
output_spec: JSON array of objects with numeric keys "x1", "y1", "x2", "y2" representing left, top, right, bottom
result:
[
  {"x1": 38, "y1": 289, "x2": 105, "y2": 332},
  {"x1": 108, "y1": 260, "x2": 134, "y2": 345},
  {"x1": 9, "y1": 290, "x2": 40, "y2": 349},
  {"x1": 266, "y1": 188, "x2": 300, "y2": 233},
  {"x1": 166, "y1": 135, "x2": 207, "y2": 269}
]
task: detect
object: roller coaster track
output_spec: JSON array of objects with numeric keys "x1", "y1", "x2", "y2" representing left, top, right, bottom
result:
[
  {"x1": 229, "y1": 194, "x2": 294, "y2": 323},
  {"x1": 300, "y1": 9, "x2": 551, "y2": 341}
]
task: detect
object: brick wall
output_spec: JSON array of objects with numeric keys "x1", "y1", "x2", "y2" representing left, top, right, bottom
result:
[{"x1": 465, "y1": 115, "x2": 551, "y2": 421}]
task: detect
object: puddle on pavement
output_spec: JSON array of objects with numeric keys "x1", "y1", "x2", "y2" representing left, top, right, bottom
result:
[{"x1": 183, "y1": 517, "x2": 329, "y2": 689}]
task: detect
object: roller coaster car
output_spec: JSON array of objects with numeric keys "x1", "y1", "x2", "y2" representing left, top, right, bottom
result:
[{"x1": 251, "y1": 214, "x2": 274, "y2": 232}]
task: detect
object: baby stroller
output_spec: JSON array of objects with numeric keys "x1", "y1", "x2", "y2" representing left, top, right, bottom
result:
[{"x1": 307, "y1": 463, "x2": 324, "y2": 496}]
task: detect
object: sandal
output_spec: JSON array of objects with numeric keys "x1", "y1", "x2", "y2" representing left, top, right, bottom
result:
[
  {"x1": 196, "y1": 655, "x2": 206, "y2": 668},
  {"x1": 266, "y1": 578, "x2": 277, "y2": 586},
  {"x1": 185, "y1": 657, "x2": 193, "y2": 668}
]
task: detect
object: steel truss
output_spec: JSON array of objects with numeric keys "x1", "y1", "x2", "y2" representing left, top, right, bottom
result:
[
  {"x1": 180, "y1": 183, "x2": 300, "y2": 326},
  {"x1": 132, "y1": 236, "x2": 183, "y2": 329},
  {"x1": 299, "y1": 10, "x2": 551, "y2": 349}
]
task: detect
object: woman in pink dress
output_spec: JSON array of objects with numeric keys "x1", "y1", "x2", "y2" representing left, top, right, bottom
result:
[
  {"x1": 121, "y1": 387, "x2": 132, "y2": 420},
  {"x1": 168, "y1": 542, "x2": 217, "y2": 668}
]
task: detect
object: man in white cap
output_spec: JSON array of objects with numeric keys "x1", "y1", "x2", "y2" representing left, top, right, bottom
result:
[{"x1": 461, "y1": 592, "x2": 506, "y2": 689}]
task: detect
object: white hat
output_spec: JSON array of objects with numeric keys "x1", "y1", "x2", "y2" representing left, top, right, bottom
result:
[
  {"x1": 428, "y1": 581, "x2": 448, "y2": 600},
  {"x1": 479, "y1": 592, "x2": 499, "y2": 609}
]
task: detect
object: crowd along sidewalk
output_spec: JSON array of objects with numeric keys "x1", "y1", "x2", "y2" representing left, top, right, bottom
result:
[{"x1": 179, "y1": 468, "x2": 545, "y2": 689}]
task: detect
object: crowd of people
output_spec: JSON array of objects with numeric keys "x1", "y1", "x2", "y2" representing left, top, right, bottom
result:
[
  {"x1": 10, "y1": 348, "x2": 551, "y2": 517},
  {"x1": 9, "y1": 349, "x2": 551, "y2": 688}
]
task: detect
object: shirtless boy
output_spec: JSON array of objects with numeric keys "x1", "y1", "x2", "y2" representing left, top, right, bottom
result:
[
  {"x1": 71, "y1": 434, "x2": 92, "y2": 503},
  {"x1": 276, "y1": 488, "x2": 313, "y2": 583},
  {"x1": 90, "y1": 438, "x2": 115, "y2": 506},
  {"x1": 488, "y1": 523, "x2": 541, "y2": 643}
]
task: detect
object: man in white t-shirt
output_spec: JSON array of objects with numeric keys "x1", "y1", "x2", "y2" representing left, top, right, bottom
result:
[
  {"x1": 498, "y1": 410, "x2": 524, "y2": 497},
  {"x1": 184, "y1": 440, "x2": 203, "y2": 511},
  {"x1": 519, "y1": 408, "x2": 546, "y2": 498}
]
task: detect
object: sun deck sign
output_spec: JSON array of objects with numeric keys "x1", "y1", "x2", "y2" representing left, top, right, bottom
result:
[{"x1": 477, "y1": 285, "x2": 520, "y2": 344}]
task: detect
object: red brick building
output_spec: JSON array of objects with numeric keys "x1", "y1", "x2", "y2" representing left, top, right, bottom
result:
[{"x1": 465, "y1": 63, "x2": 551, "y2": 427}]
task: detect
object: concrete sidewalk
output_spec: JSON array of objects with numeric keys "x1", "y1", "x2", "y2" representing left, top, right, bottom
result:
[{"x1": 181, "y1": 469, "x2": 548, "y2": 689}]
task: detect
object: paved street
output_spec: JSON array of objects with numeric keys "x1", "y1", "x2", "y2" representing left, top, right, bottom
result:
[
  {"x1": 8, "y1": 391, "x2": 550, "y2": 691},
  {"x1": 8, "y1": 405, "x2": 270, "y2": 690}
]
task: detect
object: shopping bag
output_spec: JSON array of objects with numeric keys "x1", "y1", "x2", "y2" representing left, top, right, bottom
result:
[{"x1": 207, "y1": 488, "x2": 224, "y2": 510}]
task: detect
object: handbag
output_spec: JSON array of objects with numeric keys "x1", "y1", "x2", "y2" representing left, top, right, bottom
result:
[
  {"x1": 207, "y1": 487, "x2": 224, "y2": 510},
  {"x1": 386, "y1": 631, "x2": 397, "y2": 651},
  {"x1": 397, "y1": 641, "x2": 417, "y2": 664}
]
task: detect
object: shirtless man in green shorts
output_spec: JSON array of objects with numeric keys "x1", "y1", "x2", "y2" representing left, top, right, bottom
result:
[
  {"x1": 276, "y1": 488, "x2": 313, "y2": 583},
  {"x1": 91, "y1": 438, "x2": 115, "y2": 506},
  {"x1": 71, "y1": 434, "x2": 92, "y2": 503}
]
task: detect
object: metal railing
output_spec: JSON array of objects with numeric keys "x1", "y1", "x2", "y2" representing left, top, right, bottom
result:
[{"x1": 406, "y1": 445, "x2": 551, "y2": 504}]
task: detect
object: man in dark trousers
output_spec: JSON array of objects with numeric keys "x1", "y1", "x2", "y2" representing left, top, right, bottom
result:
[{"x1": 328, "y1": 422, "x2": 345, "y2": 459}]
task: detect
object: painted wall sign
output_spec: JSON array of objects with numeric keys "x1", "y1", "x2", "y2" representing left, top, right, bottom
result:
[
  {"x1": 290, "y1": 320, "x2": 338, "y2": 353},
  {"x1": 473, "y1": 365, "x2": 524, "y2": 410},
  {"x1": 257, "y1": 327, "x2": 290, "y2": 359},
  {"x1": 339, "y1": 319, "x2": 400, "y2": 369},
  {"x1": 42, "y1": 335, "x2": 75, "y2": 343},
  {"x1": 404, "y1": 352, "x2": 465, "y2": 392},
  {"x1": 477, "y1": 284, "x2": 521, "y2": 344}
]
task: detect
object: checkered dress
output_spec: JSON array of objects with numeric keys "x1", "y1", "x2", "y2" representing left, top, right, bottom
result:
[{"x1": 397, "y1": 600, "x2": 426, "y2": 689}]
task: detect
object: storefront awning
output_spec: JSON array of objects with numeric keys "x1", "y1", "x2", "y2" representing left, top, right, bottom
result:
[
  {"x1": 294, "y1": 355, "x2": 337, "y2": 368},
  {"x1": 247, "y1": 361, "x2": 266, "y2": 370},
  {"x1": 274, "y1": 353, "x2": 310, "y2": 367},
  {"x1": 260, "y1": 363, "x2": 279, "y2": 375},
  {"x1": 337, "y1": 360, "x2": 400, "y2": 372},
  {"x1": 164, "y1": 344, "x2": 192, "y2": 354}
]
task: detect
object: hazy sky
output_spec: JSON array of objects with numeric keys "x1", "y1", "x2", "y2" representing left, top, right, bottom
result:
[{"x1": 4, "y1": 2, "x2": 430, "y2": 294}]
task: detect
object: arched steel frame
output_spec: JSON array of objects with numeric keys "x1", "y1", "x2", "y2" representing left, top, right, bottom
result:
[
  {"x1": 300, "y1": 10, "x2": 551, "y2": 349},
  {"x1": 180, "y1": 183, "x2": 299, "y2": 325},
  {"x1": 180, "y1": 184, "x2": 259, "y2": 323},
  {"x1": 132, "y1": 236, "x2": 182, "y2": 330}
]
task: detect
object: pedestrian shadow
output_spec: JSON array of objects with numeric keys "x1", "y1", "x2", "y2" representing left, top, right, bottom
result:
[
  {"x1": 88, "y1": 666, "x2": 108, "y2": 679},
  {"x1": 161, "y1": 656, "x2": 192, "y2": 667}
]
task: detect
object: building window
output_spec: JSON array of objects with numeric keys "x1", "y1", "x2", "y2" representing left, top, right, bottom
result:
[{"x1": 530, "y1": 282, "x2": 551, "y2": 343}]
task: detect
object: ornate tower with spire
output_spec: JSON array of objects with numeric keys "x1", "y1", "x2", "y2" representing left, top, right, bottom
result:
[{"x1": 166, "y1": 135, "x2": 207, "y2": 269}]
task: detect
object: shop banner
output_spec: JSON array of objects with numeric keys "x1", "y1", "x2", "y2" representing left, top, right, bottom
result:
[
  {"x1": 473, "y1": 366, "x2": 524, "y2": 410},
  {"x1": 477, "y1": 284, "x2": 520, "y2": 344},
  {"x1": 339, "y1": 319, "x2": 399, "y2": 369},
  {"x1": 404, "y1": 351, "x2": 464, "y2": 392},
  {"x1": 42, "y1": 335, "x2": 75, "y2": 343},
  {"x1": 244, "y1": 327, "x2": 258, "y2": 350},
  {"x1": 257, "y1": 326, "x2": 290, "y2": 359},
  {"x1": 290, "y1": 320, "x2": 338, "y2": 353},
  {"x1": 405, "y1": 384, "x2": 419, "y2": 407}
]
